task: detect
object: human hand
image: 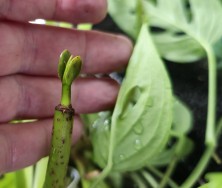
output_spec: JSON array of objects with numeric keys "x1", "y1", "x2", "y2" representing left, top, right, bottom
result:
[{"x1": 0, "y1": 0, "x2": 132, "y2": 174}]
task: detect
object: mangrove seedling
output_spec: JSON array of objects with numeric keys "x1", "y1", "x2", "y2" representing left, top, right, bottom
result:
[{"x1": 43, "y1": 50, "x2": 82, "y2": 188}]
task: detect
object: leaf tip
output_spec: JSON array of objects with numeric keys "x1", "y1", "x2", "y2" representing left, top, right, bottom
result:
[
  {"x1": 63, "y1": 55, "x2": 82, "y2": 85},
  {"x1": 58, "y1": 49, "x2": 71, "y2": 81}
]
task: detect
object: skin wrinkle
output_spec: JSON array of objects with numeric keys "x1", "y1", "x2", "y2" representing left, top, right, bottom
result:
[
  {"x1": 0, "y1": 23, "x2": 23, "y2": 75},
  {"x1": 0, "y1": 76, "x2": 24, "y2": 122},
  {"x1": 54, "y1": 0, "x2": 60, "y2": 21},
  {"x1": 5, "y1": 0, "x2": 54, "y2": 21},
  {"x1": 0, "y1": 122, "x2": 46, "y2": 173},
  {"x1": 0, "y1": 0, "x2": 10, "y2": 20},
  {"x1": 14, "y1": 77, "x2": 23, "y2": 119},
  {"x1": 11, "y1": 136, "x2": 17, "y2": 172},
  {"x1": 79, "y1": 1, "x2": 98, "y2": 20},
  {"x1": 73, "y1": 78, "x2": 119, "y2": 111},
  {"x1": 4, "y1": 0, "x2": 17, "y2": 20},
  {"x1": 13, "y1": 23, "x2": 26, "y2": 74},
  {"x1": 0, "y1": 124, "x2": 35, "y2": 173},
  {"x1": 0, "y1": 132, "x2": 7, "y2": 174},
  {"x1": 15, "y1": 75, "x2": 33, "y2": 120},
  {"x1": 41, "y1": 0, "x2": 57, "y2": 20},
  {"x1": 0, "y1": 129, "x2": 14, "y2": 174},
  {"x1": 0, "y1": 76, "x2": 20, "y2": 122},
  {"x1": 25, "y1": 120, "x2": 52, "y2": 162},
  {"x1": 22, "y1": 24, "x2": 39, "y2": 75},
  {"x1": 90, "y1": 0, "x2": 107, "y2": 22},
  {"x1": 81, "y1": 31, "x2": 87, "y2": 75},
  {"x1": 21, "y1": 24, "x2": 33, "y2": 74},
  {"x1": 14, "y1": 75, "x2": 54, "y2": 120}
]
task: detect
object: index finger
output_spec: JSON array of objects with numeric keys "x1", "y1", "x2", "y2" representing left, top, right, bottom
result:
[{"x1": 0, "y1": 22, "x2": 132, "y2": 76}]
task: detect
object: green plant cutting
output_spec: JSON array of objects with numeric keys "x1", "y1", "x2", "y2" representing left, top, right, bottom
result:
[
  {"x1": 43, "y1": 50, "x2": 82, "y2": 188},
  {"x1": 1, "y1": 0, "x2": 222, "y2": 188}
]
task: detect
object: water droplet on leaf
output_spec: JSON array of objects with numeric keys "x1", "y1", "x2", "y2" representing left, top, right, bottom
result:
[
  {"x1": 104, "y1": 119, "x2": 110, "y2": 126},
  {"x1": 119, "y1": 154, "x2": 125, "y2": 160},
  {"x1": 104, "y1": 119, "x2": 111, "y2": 131},
  {"x1": 133, "y1": 122, "x2": 143, "y2": 135},
  {"x1": 92, "y1": 121, "x2": 97, "y2": 129},
  {"x1": 134, "y1": 139, "x2": 142, "y2": 150}
]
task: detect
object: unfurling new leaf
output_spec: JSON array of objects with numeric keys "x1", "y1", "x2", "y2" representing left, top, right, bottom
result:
[
  {"x1": 63, "y1": 56, "x2": 82, "y2": 86},
  {"x1": 58, "y1": 49, "x2": 71, "y2": 80}
]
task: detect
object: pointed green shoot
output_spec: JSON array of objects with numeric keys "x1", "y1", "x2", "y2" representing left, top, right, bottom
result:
[
  {"x1": 58, "y1": 49, "x2": 71, "y2": 81},
  {"x1": 58, "y1": 50, "x2": 82, "y2": 107},
  {"x1": 63, "y1": 56, "x2": 82, "y2": 86}
]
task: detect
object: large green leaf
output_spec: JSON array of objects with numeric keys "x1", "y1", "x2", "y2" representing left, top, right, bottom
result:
[
  {"x1": 111, "y1": 0, "x2": 217, "y2": 145},
  {"x1": 91, "y1": 23, "x2": 172, "y2": 173},
  {"x1": 109, "y1": 22, "x2": 172, "y2": 171},
  {"x1": 109, "y1": 0, "x2": 222, "y2": 63},
  {"x1": 145, "y1": 0, "x2": 218, "y2": 154}
]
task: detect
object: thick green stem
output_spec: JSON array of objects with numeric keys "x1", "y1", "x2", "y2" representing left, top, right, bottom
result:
[
  {"x1": 131, "y1": 173, "x2": 147, "y2": 188},
  {"x1": 181, "y1": 146, "x2": 214, "y2": 188},
  {"x1": 159, "y1": 156, "x2": 178, "y2": 188},
  {"x1": 61, "y1": 84, "x2": 71, "y2": 107},
  {"x1": 180, "y1": 44, "x2": 217, "y2": 188},
  {"x1": 44, "y1": 105, "x2": 74, "y2": 188},
  {"x1": 147, "y1": 166, "x2": 179, "y2": 188},
  {"x1": 205, "y1": 45, "x2": 217, "y2": 147},
  {"x1": 216, "y1": 118, "x2": 222, "y2": 139},
  {"x1": 90, "y1": 164, "x2": 112, "y2": 188},
  {"x1": 141, "y1": 170, "x2": 158, "y2": 187}
]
